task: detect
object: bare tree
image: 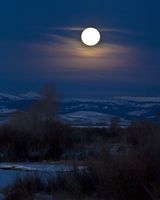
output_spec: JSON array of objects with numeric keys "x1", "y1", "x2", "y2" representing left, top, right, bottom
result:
[
  {"x1": 110, "y1": 117, "x2": 121, "y2": 129},
  {"x1": 41, "y1": 84, "x2": 59, "y2": 121},
  {"x1": 11, "y1": 84, "x2": 59, "y2": 131}
]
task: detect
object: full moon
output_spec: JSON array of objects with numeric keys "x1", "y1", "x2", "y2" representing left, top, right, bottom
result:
[{"x1": 81, "y1": 28, "x2": 101, "y2": 46}]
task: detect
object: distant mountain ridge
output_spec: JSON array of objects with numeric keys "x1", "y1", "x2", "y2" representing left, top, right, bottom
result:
[
  {"x1": 1, "y1": 92, "x2": 160, "y2": 102},
  {"x1": 0, "y1": 92, "x2": 160, "y2": 126},
  {"x1": 0, "y1": 91, "x2": 41, "y2": 101}
]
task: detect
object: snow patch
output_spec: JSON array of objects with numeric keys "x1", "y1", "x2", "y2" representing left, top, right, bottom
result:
[
  {"x1": 113, "y1": 96, "x2": 160, "y2": 102},
  {"x1": 128, "y1": 110, "x2": 149, "y2": 117},
  {"x1": 0, "y1": 108, "x2": 16, "y2": 114},
  {"x1": 0, "y1": 93, "x2": 22, "y2": 101},
  {"x1": 20, "y1": 91, "x2": 41, "y2": 100}
]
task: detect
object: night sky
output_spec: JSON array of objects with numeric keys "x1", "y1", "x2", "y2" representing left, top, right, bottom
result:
[{"x1": 0, "y1": 0, "x2": 160, "y2": 98}]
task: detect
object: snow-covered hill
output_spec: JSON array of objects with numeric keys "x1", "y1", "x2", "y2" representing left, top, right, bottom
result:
[
  {"x1": 0, "y1": 93, "x2": 160, "y2": 126},
  {"x1": 60, "y1": 97, "x2": 160, "y2": 126},
  {"x1": 0, "y1": 93, "x2": 22, "y2": 101},
  {"x1": 0, "y1": 92, "x2": 40, "y2": 101},
  {"x1": 20, "y1": 91, "x2": 41, "y2": 100}
]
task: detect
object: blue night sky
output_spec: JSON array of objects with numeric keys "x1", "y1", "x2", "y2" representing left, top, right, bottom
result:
[{"x1": 0, "y1": 0, "x2": 160, "y2": 97}]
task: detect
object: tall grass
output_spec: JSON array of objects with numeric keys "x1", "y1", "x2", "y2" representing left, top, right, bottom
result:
[{"x1": 4, "y1": 170, "x2": 95, "y2": 200}]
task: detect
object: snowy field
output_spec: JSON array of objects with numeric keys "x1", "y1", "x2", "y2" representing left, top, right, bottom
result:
[
  {"x1": 0, "y1": 162, "x2": 84, "y2": 199},
  {"x1": 0, "y1": 162, "x2": 80, "y2": 199}
]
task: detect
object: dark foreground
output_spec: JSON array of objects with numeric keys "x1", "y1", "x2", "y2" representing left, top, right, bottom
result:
[{"x1": 0, "y1": 119, "x2": 160, "y2": 200}]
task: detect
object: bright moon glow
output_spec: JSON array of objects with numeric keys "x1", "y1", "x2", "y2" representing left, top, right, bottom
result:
[{"x1": 81, "y1": 28, "x2": 101, "y2": 46}]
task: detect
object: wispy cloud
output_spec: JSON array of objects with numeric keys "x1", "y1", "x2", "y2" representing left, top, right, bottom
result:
[
  {"x1": 29, "y1": 31, "x2": 135, "y2": 70},
  {"x1": 24, "y1": 26, "x2": 144, "y2": 83},
  {"x1": 53, "y1": 27, "x2": 131, "y2": 33}
]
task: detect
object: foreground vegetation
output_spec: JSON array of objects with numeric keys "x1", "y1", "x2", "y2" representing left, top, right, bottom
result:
[{"x1": 1, "y1": 120, "x2": 160, "y2": 200}]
